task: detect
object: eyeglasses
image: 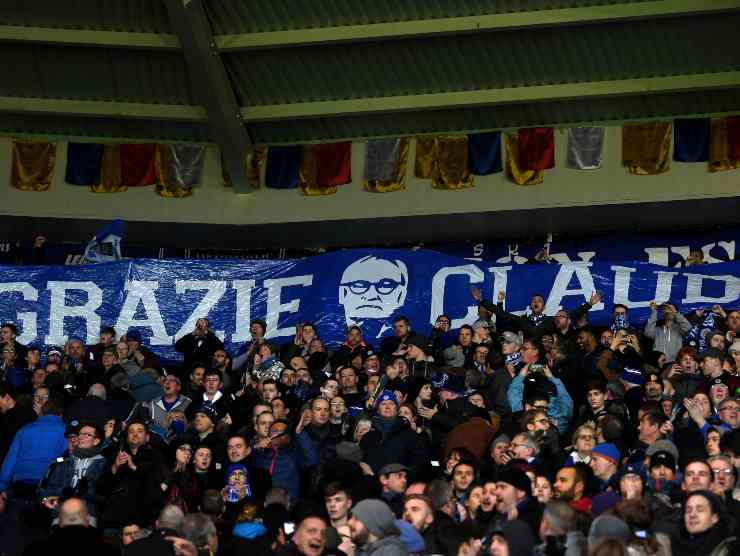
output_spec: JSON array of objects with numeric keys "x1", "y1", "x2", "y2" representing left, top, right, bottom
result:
[
  {"x1": 341, "y1": 279, "x2": 403, "y2": 295},
  {"x1": 711, "y1": 468, "x2": 733, "y2": 476}
]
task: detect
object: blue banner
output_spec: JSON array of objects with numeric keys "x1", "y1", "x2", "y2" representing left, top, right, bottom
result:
[
  {"x1": 435, "y1": 227, "x2": 739, "y2": 266},
  {"x1": 0, "y1": 250, "x2": 738, "y2": 361}
]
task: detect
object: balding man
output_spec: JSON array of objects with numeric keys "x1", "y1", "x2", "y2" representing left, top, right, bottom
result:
[
  {"x1": 24, "y1": 498, "x2": 117, "y2": 555},
  {"x1": 125, "y1": 505, "x2": 184, "y2": 556}
]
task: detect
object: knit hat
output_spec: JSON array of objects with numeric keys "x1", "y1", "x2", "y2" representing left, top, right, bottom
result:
[
  {"x1": 645, "y1": 439, "x2": 679, "y2": 462},
  {"x1": 472, "y1": 319, "x2": 490, "y2": 329},
  {"x1": 498, "y1": 467, "x2": 532, "y2": 497},
  {"x1": 375, "y1": 390, "x2": 399, "y2": 408},
  {"x1": 588, "y1": 515, "x2": 631, "y2": 544},
  {"x1": 193, "y1": 403, "x2": 220, "y2": 424},
  {"x1": 591, "y1": 491, "x2": 622, "y2": 517},
  {"x1": 649, "y1": 451, "x2": 676, "y2": 472},
  {"x1": 591, "y1": 443, "x2": 620, "y2": 466},
  {"x1": 350, "y1": 499, "x2": 399, "y2": 537},
  {"x1": 46, "y1": 346, "x2": 63, "y2": 358},
  {"x1": 395, "y1": 519, "x2": 425, "y2": 553}
]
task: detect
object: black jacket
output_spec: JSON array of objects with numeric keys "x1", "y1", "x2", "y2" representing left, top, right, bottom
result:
[
  {"x1": 24, "y1": 525, "x2": 117, "y2": 556},
  {"x1": 0, "y1": 403, "x2": 36, "y2": 463},
  {"x1": 175, "y1": 331, "x2": 224, "y2": 368},
  {"x1": 124, "y1": 528, "x2": 177, "y2": 556},
  {"x1": 359, "y1": 415, "x2": 429, "y2": 475},
  {"x1": 97, "y1": 444, "x2": 164, "y2": 528}
]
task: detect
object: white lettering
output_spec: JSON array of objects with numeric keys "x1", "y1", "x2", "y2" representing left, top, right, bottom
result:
[
  {"x1": 173, "y1": 280, "x2": 227, "y2": 341},
  {"x1": 0, "y1": 282, "x2": 38, "y2": 344},
  {"x1": 545, "y1": 263, "x2": 604, "y2": 314},
  {"x1": 429, "y1": 265, "x2": 484, "y2": 328},
  {"x1": 46, "y1": 281, "x2": 103, "y2": 345},
  {"x1": 612, "y1": 266, "x2": 677, "y2": 308},
  {"x1": 263, "y1": 275, "x2": 313, "y2": 339},
  {"x1": 548, "y1": 251, "x2": 596, "y2": 264},
  {"x1": 231, "y1": 280, "x2": 256, "y2": 343},
  {"x1": 682, "y1": 273, "x2": 740, "y2": 305},
  {"x1": 115, "y1": 281, "x2": 172, "y2": 345}
]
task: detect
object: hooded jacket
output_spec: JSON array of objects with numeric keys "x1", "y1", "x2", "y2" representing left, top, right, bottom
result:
[{"x1": 644, "y1": 309, "x2": 692, "y2": 361}]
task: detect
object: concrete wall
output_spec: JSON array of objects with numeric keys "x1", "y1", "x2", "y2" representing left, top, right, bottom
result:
[{"x1": 0, "y1": 127, "x2": 737, "y2": 226}]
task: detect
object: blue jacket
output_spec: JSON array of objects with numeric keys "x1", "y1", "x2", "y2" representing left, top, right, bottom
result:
[
  {"x1": 0, "y1": 415, "x2": 67, "y2": 491},
  {"x1": 38, "y1": 452, "x2": 108, "y2": 517},
  {"x1": 507, "y1": 374, "x2": 573, "y2": 434},
  {"x1": 250, "y1": 431, "x2": 318, "y2": 501}
]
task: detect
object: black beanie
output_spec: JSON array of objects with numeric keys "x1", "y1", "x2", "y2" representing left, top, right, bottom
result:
[{"x1": 498, "y1": 467, "x2": 532, "y2": 497}]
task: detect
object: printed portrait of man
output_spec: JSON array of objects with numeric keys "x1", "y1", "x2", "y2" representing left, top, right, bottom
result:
[{"x1": 339, "y1": 255, "x2": 408, "y2": 338}]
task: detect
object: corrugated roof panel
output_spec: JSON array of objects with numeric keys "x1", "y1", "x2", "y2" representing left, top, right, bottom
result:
[
  {"x1": 0, "y1": 112, "x2": 211, "y2": 143},
  {"x1": 247, "y1": 87, "x2": 740, "y2": 144},
  {"x1": 0, "y1": 0, "x2": 172, "y2": 33},
  {"x1": 206, "y1": 0, "x2": 652, "y2": 34},
  {"x1": 225, "y1": 13, "x2": 740, "y2": 107},
  {"x1": 0, "y1": 44, "x2": 194, "y2": 105}
]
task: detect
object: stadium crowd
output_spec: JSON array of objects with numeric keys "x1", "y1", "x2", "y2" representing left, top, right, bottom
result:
[{"x1": 0, "y1": 286, "x2": 739, "y2": 556}]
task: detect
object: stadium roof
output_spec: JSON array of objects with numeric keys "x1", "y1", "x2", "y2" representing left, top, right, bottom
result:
[{"x1": 1, "y1": 0, "x2": 740, "y2": 192}]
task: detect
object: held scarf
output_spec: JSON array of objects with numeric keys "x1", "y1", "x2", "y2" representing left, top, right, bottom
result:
[
  {"x1": 505, "y1": 352, "x2": 522, "y2": 366},
  {"x1": 611, "y1": 314, "x2": 629, "y2": 333}
]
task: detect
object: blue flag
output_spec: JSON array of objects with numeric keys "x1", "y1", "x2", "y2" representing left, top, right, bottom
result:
[{"x1": 82, "y1": 219, "x2": 125, "y2": 263}]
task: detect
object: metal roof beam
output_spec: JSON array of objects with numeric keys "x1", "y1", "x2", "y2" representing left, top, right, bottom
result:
[
  {"x1": 163, "y1": 0, "x2": 255, "y2": 194},
  {"x1": 215, "y1": 0, "x2": 740, "y2": 50},
  {"x1": 0, "y1": 96, "x2": 206, "y2": 121},
  {"x1": 0, "y1": 25, "x2": 180, "y2": 50},
  {"x1": 241, "y1": 71, "x2": 740, "y2": 122}
]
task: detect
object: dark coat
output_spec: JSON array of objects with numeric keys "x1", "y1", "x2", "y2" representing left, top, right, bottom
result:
[
  {"x1": 0, "y1": 403, "x2": 36, "y2": 463},
  {"x1": 359, "y1": 415, "x2": 429, "y2": 474},
  {"x1": 175, "y1": 332, "x2": 224, "y2": 368},
  {"x1": 23, "y1": 525, "x2": 118, "y2": 556},
  {"x1": 124, "y1": 528, "x2": 177, "y2": 556},
  {"x1": 97, "y1": 444, "x2": 164, "y2": 528}
]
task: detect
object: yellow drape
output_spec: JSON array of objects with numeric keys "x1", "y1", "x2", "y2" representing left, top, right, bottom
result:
[
  {"x1": 622, "y1": 122, "x2": 672, "y2": 175},
  {"x1": 364, "y1": 138, "x2": 409, "y2": 193},
  {"x1": 505, "y1": 133, "x2": 544, "y2": 186},
  {"x1": 432, "y1": 136, "x2": 474, "y2": 189},
  {"x1": 414, "y1": 136, "x2": 438, "y2": 179},
  {"x1": 10, "y1": 140, "x2": 56, "y2": 191},
  {"x1": 90, "y1": 144, "x2": 126, "y2": 193},
  {"x1": 222, "y1": 147, "x2": 266, "y2": 188},
  {"x1": 299, "y1": 145, "x2": 338, "y2": 196},
  {"x1": 155, "y1": 145, "x2": 191, "y2": 198},
  {"x1": 709, "y1": 118, "x2": 740, "y2": 173}
]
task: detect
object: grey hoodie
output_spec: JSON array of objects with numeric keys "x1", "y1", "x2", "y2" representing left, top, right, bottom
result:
[{"x1": 644, "y1": 309, "x2": 691, "y2": 361}]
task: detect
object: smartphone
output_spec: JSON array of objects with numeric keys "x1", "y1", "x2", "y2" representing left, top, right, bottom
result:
[
  {"x1": 284, "y1": 522, "x2": 295, "y2": 535},
  {"x1": 431, "y1": 460, "x2": 440, "y2": 467}
]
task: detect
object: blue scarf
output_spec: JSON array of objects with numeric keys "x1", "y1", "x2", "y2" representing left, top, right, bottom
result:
[
  {"x1": 505, "y1": 352, "x2": 522, "y2": 366},
  {"x1": 686, "y1": 312, "x2": 717, "y2": 351},
  {"x1": 611, "y1": 314, "x2": 629, "y2": 333}
]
